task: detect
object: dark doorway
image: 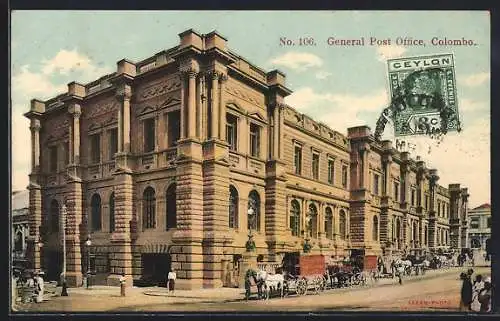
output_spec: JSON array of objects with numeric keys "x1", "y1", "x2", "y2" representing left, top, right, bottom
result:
[
  {"x1": 139, "y1": 253, "x2": 171, "y2": 287},
  {"x1": 45, "y1": 250, "x2": 63, "y2": 282},
  {"x1": 283, "y1": 252, "x2": 300, "y2": 275}
]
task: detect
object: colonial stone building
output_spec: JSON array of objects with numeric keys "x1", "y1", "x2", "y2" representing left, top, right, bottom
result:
[
  {"x1": 24, "y1": 29, "x2": 468, "y2": 289},
  {"x1": 467, "y1": 203, "x2": 490, "y2": 251},
  {"x1": 12, "y1": 190, "x2": 30, "y2": 270},
  {"x1": 347, "y1": 126, "x2": 469, "y2": 258}
]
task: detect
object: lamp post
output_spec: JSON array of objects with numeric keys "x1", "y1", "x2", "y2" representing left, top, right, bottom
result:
[
  {"x1": 85, "y1": 235, "x2": 92, "y2": 289},
  {"x1": 246, "y1": 207, "x2": 256, "y2": 252},
  {"x1": 60, "y1": 205, "x2": 68, "y2": 296}
]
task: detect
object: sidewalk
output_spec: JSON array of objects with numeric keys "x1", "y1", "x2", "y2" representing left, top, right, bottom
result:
[{"x1": 40, "y1": 265, "x2": 490, "y2": 302}]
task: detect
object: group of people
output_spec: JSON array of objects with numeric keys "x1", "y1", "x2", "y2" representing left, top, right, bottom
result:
[
  {"x1": 12, "y1": 270, "x2": 45, "y2": 306},
  {"x1": 460, "y1": 268, "x2": 491, "y2": 312}
]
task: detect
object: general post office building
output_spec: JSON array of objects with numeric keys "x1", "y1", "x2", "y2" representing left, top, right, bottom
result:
[{"x1": 24, "y1": 29, "x2": 469, "y2": 289}]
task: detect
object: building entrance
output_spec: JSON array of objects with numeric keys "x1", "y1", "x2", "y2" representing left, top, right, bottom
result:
[
  {"x1": 45, "y1": 250, "x2": 63, "y2": 282},
  {"x1": 140, "y1": 253, "x2": 171, "y2": 287}
]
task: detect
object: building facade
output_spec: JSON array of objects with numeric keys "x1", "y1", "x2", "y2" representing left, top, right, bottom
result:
[
  {"x1": 467, "y1": 203, "x2": 491, "y2": 251},
  {"x1": 347, "y1": 127, "x2": 468, "y2": 258},
  {"x1": 12, "y1": 190, "x2": 30, "y2": 269},
  {"x1": 24, "y1": 29, "x2": 468, "y2": 290}
]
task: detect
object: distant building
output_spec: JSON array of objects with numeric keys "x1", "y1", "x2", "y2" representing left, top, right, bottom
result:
[
  {"x1": 467, "y1": 203, "x2": 491, "y2": 251},
  {"x1": 12, "y1": 190, "x2": 29, "y2": 269}
]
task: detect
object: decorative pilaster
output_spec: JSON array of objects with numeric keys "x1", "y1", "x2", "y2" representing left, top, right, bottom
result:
[
  {"x1": 115, "y1": 85, "x2": 133, "y2": 170},
  {"x1": 210, "y1": 72, "x2": 220, "y2": 139},
  {"x1": 30, "y1": 119, "x2": 41, "y2": 172},
  {"x1": 218, "y1": 74, "x2": 228, "y2": 141}
]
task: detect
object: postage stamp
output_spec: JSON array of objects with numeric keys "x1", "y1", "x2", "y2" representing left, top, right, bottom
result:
[{"x1": 386, "y1": 54, "x2": 461, "y2": 137}]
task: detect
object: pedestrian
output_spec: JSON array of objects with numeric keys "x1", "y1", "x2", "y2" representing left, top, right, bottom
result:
[
  {"x1": 119, "y1": 273, "x2": 126, "y2": 297},
  {"x1": 478, "y1": 277, "x2": 492, "y2": 312},
  {"x1": 396, "y1": 264, "x2": 404, "y2": 285},
  {"x1": 471, "y1": 274, "x2": 484, "y2": 311},
  {"x1": 167, "y1": 268, "x2": 176, "y2": 294},
  {"x1": 459, "y1": 272, "x2": 473, "y2": 311},
  {"x1": 35, "y1": 271, "x2": 45, "y2": 303},
  {"x1": 12, "y1": 271, "x2": 18, "y2": 311}
]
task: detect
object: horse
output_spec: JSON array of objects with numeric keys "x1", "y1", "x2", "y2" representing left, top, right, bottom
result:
[{"x1": 256, "y1": 270, "x2": 285, "y2": 300}]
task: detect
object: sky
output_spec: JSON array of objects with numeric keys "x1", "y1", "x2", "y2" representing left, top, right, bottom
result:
[{"x1": 10, "y1": 11, "x2": 490, "y2": 208}]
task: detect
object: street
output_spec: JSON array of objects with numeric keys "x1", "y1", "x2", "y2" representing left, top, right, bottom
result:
[{"x1": 14, "y1": 266, "x2": 490, "y2": 312}]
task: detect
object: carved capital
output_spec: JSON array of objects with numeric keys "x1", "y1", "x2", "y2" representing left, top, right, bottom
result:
[
  {"x1": 116, "y1": 85, "x2": 132, "y2": 100},
  {"x1": 218, "y1": 73, "x2": 228, "y2": 83},
  {"x1": 68, "y1": 104, "x2": 82, "y2": 118},
  {"x1": 179, "y1": 58, "x2": 200, "y2": 76},
  {"x1": 29, "y1": 118, "x2": 41, "y2": 131}
]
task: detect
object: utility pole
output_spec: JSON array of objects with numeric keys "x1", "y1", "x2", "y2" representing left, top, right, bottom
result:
[{"x1": 60, "y1": 205, "x2": 68, "y2": 296}]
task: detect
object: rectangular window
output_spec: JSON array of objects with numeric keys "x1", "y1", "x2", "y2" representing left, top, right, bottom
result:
[
  {"x1": 312, "y1": 153, "x2": 320, "y2": 180},
  {"x1": 90, "y1": 134, "x2": 101, "y2": 164},
  {"x1": 470, "y1": 218, "x2": 480, "y2": 229},
  {"x1": 373, "y1": 174, "x2": 380, "y2": 195},
  {"x1": 342, "y1": 165, "x2": 348, "y2": 188},
  {"x1": 249, "y1": 123, "x2": 260, "y2": 157},
  {"x1": 487, "y1": 217, "x2": 491, "y2": 228},
  {"x1": 167, "y1": 111, "x2": 180, "y2": 147},
  {"x1": 144, "y1": 118, "x2": 155, "y2": 153},
  {"x1": 394, "y1": 182, "x2": 399, "y2": 201},
  {"x1": 226, "y1": 113, "x2": 238, "y2": 151},
  {"x1": 109, "y1": 128, "x2": 118, "y2": 160},
  {"x1": 425, "y1": 195, "x2": 429, "y2": 209},
  {"x1": 437, "y1": 202, "x2": 441, "y2": 216},
  {"x1": 411, "y1": 189, "x2": 416, "y2": 206},
  {"x1": 327, "y1": 159, "x2": 335, "y2": 184},
  {"x1": 294, "y1": 145, "x2": 302, "y2": 175},
  {"x1": 50, "y1": 146, "x2": 58, "y2": 172}
]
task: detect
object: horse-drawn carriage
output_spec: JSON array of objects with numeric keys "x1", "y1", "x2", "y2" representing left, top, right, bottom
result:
[{"x1": 244, "y1": 254, "x2": 328, "y2": 300}]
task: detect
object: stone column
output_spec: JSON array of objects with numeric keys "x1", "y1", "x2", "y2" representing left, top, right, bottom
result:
[
  {"x1": 172, "y1": 60, "x2": 206, "y2": 290},
  {"x1": 65, "y1": 105, "x2": 84, "y2": 287},
  {"x1": 210, "y1": 72, "x2": 219, "y2": 139},
  {"x1": 108, "y1": 85, "x2": 134, "y2": 286},
  {"x1": 218, "y1": 74, "x2": 227, "y2": 141},
  {"x1": 30, "y1": 119, "x2": 41, "y2": 171},
  {"x1": 196, "y1": 74, "x2": 203, "y2": 139},
  {"x1": 187, "y1": 71, "x2": 197, "y2": 138}
]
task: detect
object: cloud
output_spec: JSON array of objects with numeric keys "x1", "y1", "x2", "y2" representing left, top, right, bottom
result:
[
  {"x1": 11, "y1": 49, "x2": 112, "y2": 192},
  {"x1": 285, "y1": 87, "x2": 389, "y2": 134},
  {"x1": 269, "y1": 52, "x2": 323, "y2": 71},
  {"x1": 459, "y1": 98, "x2": 489, "y2": 113},
  {"x1": 315, "y1": 71, "x2": 332, "y2": 80},
  {"x1": 376, "y1": 45, "x2": 407, "y2": 62},
  {"x1": 459, "y1": 72, "x2": 490, "y2": 87},
  {"x1": 12, "y1": 65, "x2": 67, "y2": 102}
]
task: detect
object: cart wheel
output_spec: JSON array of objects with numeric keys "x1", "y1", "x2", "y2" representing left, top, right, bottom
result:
[
  {"x1": 297, "y1": 279, "x2": 307, "y2": 296},
  {"x1": 283, "y1": 282, "x2": 290, "y2": 298}
]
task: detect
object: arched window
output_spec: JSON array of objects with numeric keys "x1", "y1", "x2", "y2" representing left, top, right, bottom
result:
[
  {"x1": 166, "y1": 184, "x2": 176, "y2": 230},
  {"x1": 229, "y1": 186, "x2": 238, "y2": 229},
  {"x1": 143, "y1": 187, "x2": 156, "y2": 229},
  {"x1": 413, "y1": 222, "x2": 418, "y2": 243},
  {"x1": 14, "y1": 231, "x2": 23, "y2": 252},
  {"x1": 307, "y1": 203, "x2": 318, "y2": 238},
  {"x1": 339, "y1": 210, "x2": 346, "y2": 240},
  {"x1": 50, "y1": 199, "x2": 60, "y2": 232},
  {"x1": 247, "y1": 190, "x2": 260, "y2": 231},
  {"x1": 91, "y1": 193, "x2": 102, "y2": 231},
  {"x1": 109, "y1": 193, "x2": 115, "y2": 232},
  {"x1": 372, "y1": 215, "x2": 378, "y2": 241},
  {"x1": 290, "y1": 200, "x2": 300, "y2": 237},
  {"x1": 325, "y1": 207, "x2": 333, "y2": 240}
]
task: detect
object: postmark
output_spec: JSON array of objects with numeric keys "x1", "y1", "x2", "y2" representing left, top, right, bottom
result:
[{"x1": 374, "y1": 54, "x2": 461, "y2": 140}]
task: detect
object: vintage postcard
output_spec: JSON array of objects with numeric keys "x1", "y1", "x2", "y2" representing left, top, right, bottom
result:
[{"x1": 10, "y1": 10, "x2": 492, "y2": 313}]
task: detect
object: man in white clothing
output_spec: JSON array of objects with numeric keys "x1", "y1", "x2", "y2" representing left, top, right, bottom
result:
[
  {"x1": 35, "y1": 272, "x2": 45, "y2": 303},
  {"x1": 167, "y1": 269, "x2": 176, "y2": 294}
]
